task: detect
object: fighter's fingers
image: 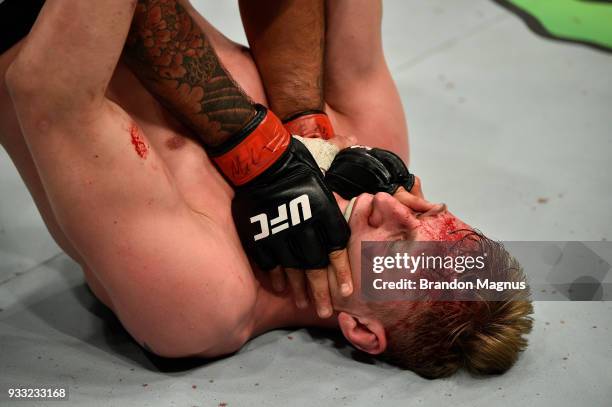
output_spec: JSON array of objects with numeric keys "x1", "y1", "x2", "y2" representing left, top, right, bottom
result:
[
  {"x1": 394, "y1": 186, "x2": 435, "y2": 212},
  {"x1": 305, "y1": 268, "x2": 333, "y2": 318},
  {"x1": 285, "y1": 268, "x2": 309, "y2": 309},
  {"x1": 329, "y1": 249, "x2": 353, "y2": 297},
  {"x1": 269, "y1": 266, "x2": 286, "y2": 293},
  {"x1": 410, "y1": 176, "x2": 425, "y2": 198}
]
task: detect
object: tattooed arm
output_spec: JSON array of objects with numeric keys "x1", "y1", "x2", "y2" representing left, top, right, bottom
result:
[
  {"x1": 124, "y1": 0, "x2": 354, "y2": 319},
  {"x1": 124, "y1": 0, "x2": 256, "y2": 147},
  {"x1": 239, "y1": 0, "x2": 325, "y2": 120}
]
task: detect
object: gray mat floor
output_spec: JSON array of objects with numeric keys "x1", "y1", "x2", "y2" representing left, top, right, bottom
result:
[{"x1": 1, "y1": 1, "x2": 611, "y2": 406}]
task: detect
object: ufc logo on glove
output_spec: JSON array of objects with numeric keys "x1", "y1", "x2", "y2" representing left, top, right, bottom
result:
[{"x1": 250, "y1": 194, "x2": 312, "y2": 241}]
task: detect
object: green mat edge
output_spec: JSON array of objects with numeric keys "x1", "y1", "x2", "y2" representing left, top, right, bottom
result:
[{"x1": 492, "y1": 0, "x2": 612, "y2": 53}]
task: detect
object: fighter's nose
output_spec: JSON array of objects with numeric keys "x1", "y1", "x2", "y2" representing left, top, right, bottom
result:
[{"x1": 368, "y1": 192, "x2": 395, "y2": 228}]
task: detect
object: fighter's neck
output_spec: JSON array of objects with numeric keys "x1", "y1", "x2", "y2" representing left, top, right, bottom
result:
[{"x1": 249, "y1": 273, "x2": 339, "y2": 338}]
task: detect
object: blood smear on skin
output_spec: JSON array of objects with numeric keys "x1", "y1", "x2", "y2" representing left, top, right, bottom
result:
[
  {"x1": 130, "y1": 124, "x2": 148, "y2": 159},
  {"x1": 438, "y1": 216, "x2": 460, "y2": 241}
]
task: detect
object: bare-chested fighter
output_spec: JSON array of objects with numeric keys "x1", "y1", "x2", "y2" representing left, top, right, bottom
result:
[
  {"x1": 1, "y1": 0, "x2": 412, "y2": 318},
  {"x1": 1, "y1": 0, "x2": 532, "y2": 378}
]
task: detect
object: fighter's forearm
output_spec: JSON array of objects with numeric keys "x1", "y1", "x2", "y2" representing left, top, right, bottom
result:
[
  {"x1": 124, "y1": 0, "x2": 256, "y2": 147},
  {"x1": 239, "y1": 0, "x2": 325, "y2": 120}
]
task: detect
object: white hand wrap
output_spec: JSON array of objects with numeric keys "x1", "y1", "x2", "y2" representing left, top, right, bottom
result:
[{"x1": 293, "y1": 135, "x2": 339, "y2": 174}]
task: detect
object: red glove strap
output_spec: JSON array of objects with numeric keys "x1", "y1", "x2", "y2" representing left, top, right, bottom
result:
[
  {"x1": 212, "y1": 110, "x2": 290, "y2": 186},
  {"x1": 283, "y1": 112, "x2": 334, "y2": 140}
]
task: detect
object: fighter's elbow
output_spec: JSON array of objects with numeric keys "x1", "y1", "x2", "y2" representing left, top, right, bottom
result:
[
  {"x1": 5, "y1": 55, "x2": 99, "y2": 121},
  {"x1": 4, "y1": 58, "x2": 34, "y2": 100}
]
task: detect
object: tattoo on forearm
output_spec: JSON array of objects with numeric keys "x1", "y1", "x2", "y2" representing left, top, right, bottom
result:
[{"x1": 124, "y1": 0, "x2": 256, "y2": 146}]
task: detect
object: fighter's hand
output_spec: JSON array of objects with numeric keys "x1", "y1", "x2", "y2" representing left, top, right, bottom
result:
[
  {"x1": 324, "y1": 145, "x2": 416, "y2": 200},
  {"x1": 268, "y1": 248, "x2": 352, "y2": 318},
  {"x1": 221, "y1": 109, "x2": 344, "y2": 317},
  {"x1": 209, "y1": 105, "x2": 352, "y2": 319},
  {"x1": 393, "y1": 176, "x2": 432, "y2": 209},
  {"x1": 403, "y1": 175, "x2": 425, "y2": 199}
]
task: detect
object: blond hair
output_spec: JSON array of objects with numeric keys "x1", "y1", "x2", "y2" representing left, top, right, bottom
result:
[{"x1": 371, "y1": 237, "x2": 534, "y2": 379}]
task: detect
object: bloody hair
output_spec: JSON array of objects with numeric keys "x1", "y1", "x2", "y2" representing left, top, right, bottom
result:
[{"x1": 369, "y1": 234, "x2": 534, "y2": 379}]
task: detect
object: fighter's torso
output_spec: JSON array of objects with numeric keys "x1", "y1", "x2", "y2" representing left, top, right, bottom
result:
[
  {"x1": 107, "y1": 61, "x2": 278, "y2": 299},
  {"x1": 1, "y1": 48, "x2": 267, "y2": 321},
  {"x1": 108, "y1": 63, "x2": 236, "y2": 219}
]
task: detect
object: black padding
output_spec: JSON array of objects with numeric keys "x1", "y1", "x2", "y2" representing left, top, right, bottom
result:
[
  {"x1": 232, "y1": 138, "x2": 350, "y2": 270},
  {"x1": 325, "y1": 146, "x2": 415, "y2": 199},
  {"x1": 0, "y1": 0, "x2": 45, "y2": 54}
]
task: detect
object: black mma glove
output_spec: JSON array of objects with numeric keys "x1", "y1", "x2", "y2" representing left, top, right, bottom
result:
[
  {"x1": 208, "y1": 104, "x2": 350, "y2": 270},
  {"x1": 324, "y1": 146, "x2": 415, "y2": 199}
]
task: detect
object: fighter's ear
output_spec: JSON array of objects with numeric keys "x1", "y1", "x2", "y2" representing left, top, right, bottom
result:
[{"x1": 338, "y1": 312, "x2": 387, "y2": 355}]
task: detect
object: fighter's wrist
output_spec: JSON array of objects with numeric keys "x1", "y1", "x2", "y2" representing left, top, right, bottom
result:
[
  {"x1": 283, "y1": 110, "x2": 335, "y2": 140},
  {"x1": 208, "y1": 104, "x2": 291, "y2": 186}
]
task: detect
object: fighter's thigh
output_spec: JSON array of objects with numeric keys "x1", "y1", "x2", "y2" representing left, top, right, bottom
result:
[
  {"x1": 324, "y1": 0, "x2": 409, "y2": 160},
  {"x1": 325, "y1": 0, "x2": 384, "y2": 77}
]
